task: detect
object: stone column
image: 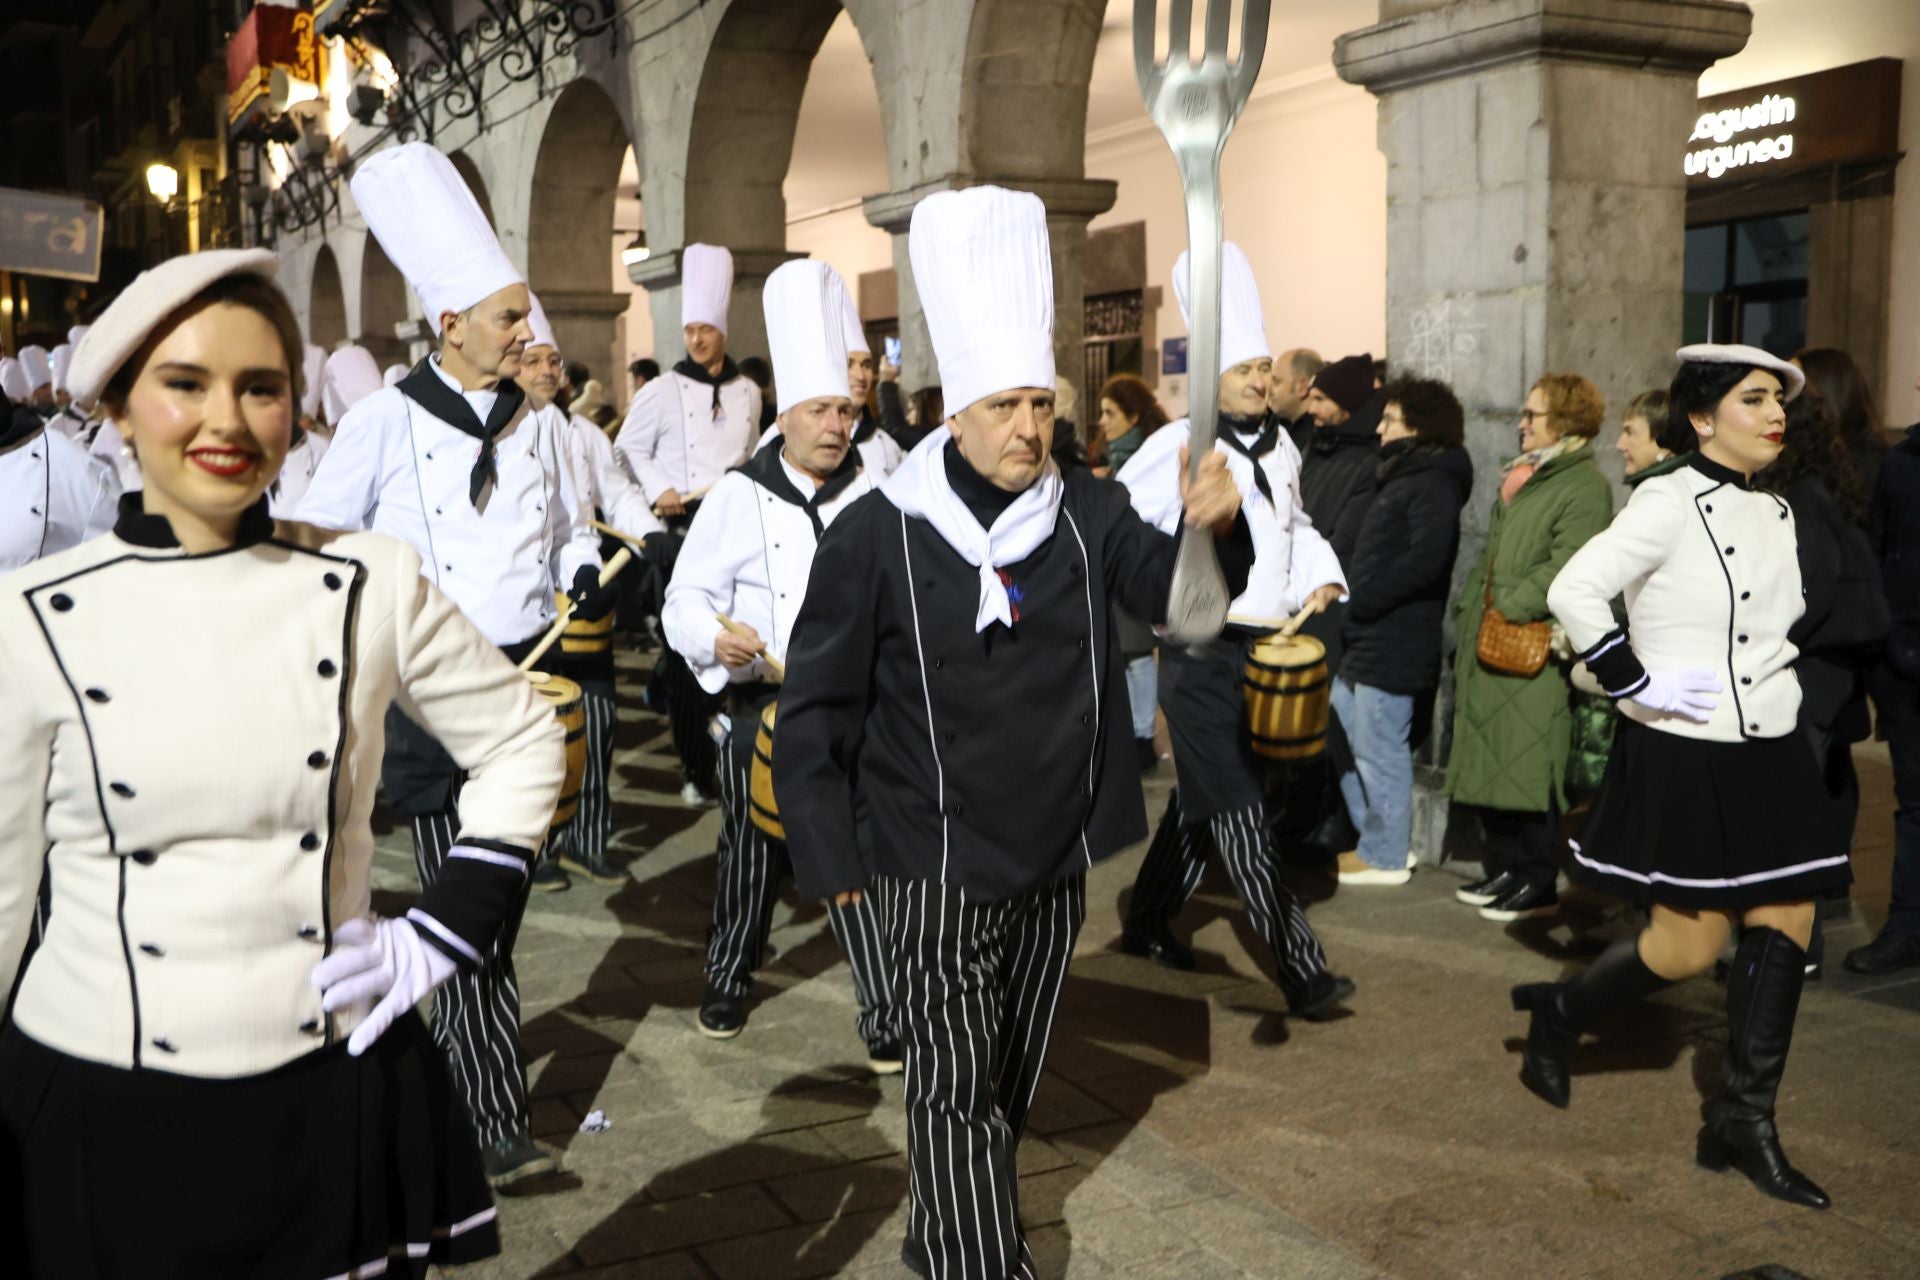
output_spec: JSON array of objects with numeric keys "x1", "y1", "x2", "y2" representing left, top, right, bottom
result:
[
  {"x1": 628, "y1": 246, "x2": 805, "y2": 372},
  {"x1": 539, "y1": 289, "x2": 633, "y2": 389},
  {"x1": 1333, "y1": 0, "x2": 1752, "y2": 863},
  {"x1": 863, "y1": 175, "x2": 1117, "y2": 416}
]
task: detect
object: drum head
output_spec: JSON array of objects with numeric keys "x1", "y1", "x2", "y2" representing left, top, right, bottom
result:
[{"x1": 1249, "y1": 633, "x2": 1326, "y2": 666}]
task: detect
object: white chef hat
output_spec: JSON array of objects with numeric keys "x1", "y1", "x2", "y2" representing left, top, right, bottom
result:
[
  {"x1": 67, "y1": 325, "x2": 89, "y2": 349},
  {"x1": 383, "y1": 363, "x2": 408, "y2": 386},
  {"x1": 680, "y1": 243, "x2": 733, "y2": 335},
  {"x1": 349, "y1": 143, "x2": 523, "y2": 335},
  {"x1": 19, "y1": 346, "x2": 51, "y2": 392},
  {"x1": 1676, "y1": 343, "x2": 1806, "y2": 401},
  {"x1": 67, "y1": 248, "x2": 281, "y2": 407},
  {"x1": 1173, "y1": 240, "x2": 1271, "y2": 375},
  {"x1": 324, "y1": 345, "x2": 383, "y2": 422},
  {"x1": 300, "y1": 343, "x2": 326, "y2": 418},
  {"x1": 838, "y1": 278, "x2": 870, "y2": 356},
  {"x1": 909, "y1": 186, "x2": 1055, "y2": 417},
  {"x1": 526, "y1": 292, "x2": 558, "y2": 352},
  {"x1": 50, "y1": 344, "x2": 73, "y2": 395},
  {"x1": 762, "y1": 259, "x2": 851, "y2": 416},
  {"x1": 0, "y1": 358, "x2": 27, "y2": 403}
]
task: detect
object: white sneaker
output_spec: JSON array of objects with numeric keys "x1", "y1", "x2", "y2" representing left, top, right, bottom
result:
[
  {"x1": 680, "y1": 781, "x2": 714, "y2": 807},
  {"x1": 1336, "y1": 851, "x2": 1413, "y2": 886}
]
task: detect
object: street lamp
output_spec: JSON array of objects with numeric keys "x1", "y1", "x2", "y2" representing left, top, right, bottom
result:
[{"x1": 146, "y1": 163, "x2": 179, "y2": 204}]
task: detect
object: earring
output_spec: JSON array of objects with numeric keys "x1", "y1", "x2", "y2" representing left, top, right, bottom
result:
[{"x1": 1700, "y1": 427, "x2": 1715, "y2": 439}]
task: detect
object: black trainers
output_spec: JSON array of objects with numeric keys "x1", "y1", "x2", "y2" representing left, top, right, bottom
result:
[
  {"x1": 1288, "y1": 971, "x2": 1356, "y2": 1021},
  {"x1": 558, "y1": 848, "x2": 626, "y2": 887},
  {"x1": 1843, "y1": 928, "x2": 1920, "y2": 975},
  {"x1": 529, "y1": 858, "x2": 571, "y2": 893},
  {"x1": 482, "y1": 1133, "x2": 559, "y2": 1190},
  {"x1": 697, "y1": 984, "x2": 747, "y2": 1039},
  {"x1": 866, "y1": 1039, "x2": 904, "y2": 1075},
  {"x1": 901, "y1": 1236, "x2": 932, "y2": 1278},
  {"x1": 1118, "y1": 923, "x2": 1195, "y2": 971},
  {"x1": 1456, "y1": 870, "x2": 1519, "y2": 906},
  {"x1": 1479, "y1": 879, "x2": 1560, "y2": 922}
]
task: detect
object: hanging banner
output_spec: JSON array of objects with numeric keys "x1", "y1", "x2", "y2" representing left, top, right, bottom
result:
[
  {"x1": 227, "y1": 1, "x2": 321, "y2": 125},
  {"x1": 0, "y1": 187, "x2": 104, "y2": 282}
]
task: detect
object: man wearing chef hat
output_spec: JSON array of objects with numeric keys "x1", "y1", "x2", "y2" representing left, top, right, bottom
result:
[
  {"x1": 775, "y1": 186, "x2": 1250, "y2": 1279},
  {"x1": 615, "y1": 243, "x2": 763, "y2": 808},
  {"x1": 754, "y1": 269, "x2": 905, "y2": 480},
  {"x1": 297, "y1": 141, "x2": 602, "y2": 1190},
  {"x1": 267, "y1": 343, "x2": 333, "y2": 519}
]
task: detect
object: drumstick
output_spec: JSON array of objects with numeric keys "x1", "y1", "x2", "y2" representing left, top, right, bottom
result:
[
  {"x1": 518, "y1": 548, "x2": 634, "y2": 673},
  {"x1": 716, "y1": 612, "x2": 786, "y2": 681},
  {"x1": 1276, "y1": 601, "x2": 1318, "y2": 639},
  {"x1": 652, "y1": 483, "x2": 713, "y2": 516},
  {"x1": 590, "y1": 518, "x2": 655, "y2": 547}
]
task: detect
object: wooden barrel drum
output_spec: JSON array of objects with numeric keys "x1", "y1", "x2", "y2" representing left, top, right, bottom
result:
[
  {"x1": 528, "y1": 673, "x2": 588, "y2": 828},
  {"x1": 1243, "y1": 633, "x2": 1330, "y2": 761},
  {"x1": 749, "y1": 702, "x2": 784, "y2": 841},
  {"x1": 553, "y1": 589, "x2": 613, "y2": 658}
]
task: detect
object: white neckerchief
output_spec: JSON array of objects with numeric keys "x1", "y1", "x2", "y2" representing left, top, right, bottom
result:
[{"x1": 883, "y1": 428, "x2": 1063, "y2": 633}]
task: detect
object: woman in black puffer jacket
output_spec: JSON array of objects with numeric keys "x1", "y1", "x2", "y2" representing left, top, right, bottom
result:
[{"x1": 1331, "y1": 376, "x2": 1474, "y2": 884}]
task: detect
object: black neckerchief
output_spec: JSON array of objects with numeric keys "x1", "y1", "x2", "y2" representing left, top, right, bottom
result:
[
  {"x1": 853, "y1": 405, "x2": 879, "y2": 444},
  {"x1": 673, "y1": 356, "x2": 743, "y2": 412},
  {"x1": 396, "y1": 358, "x2": 526, "y2": 506},
  {"x1": 1219, "y1": 412, "x2": 1279, "y2": 504},
  {"x1": 1688, "y1": 451, "x2": 1756, "y2": 490},
  {"x1": 943, "y1": 438, "x2": 1020, "y2": 530},
  {"x1": 738, "y1": 438, "x2": 863, "y2": 538},
  {"x1": 113, "y1": 491, "x2": 275, "y2": 550},
  {"x1": 2, "y1": 404, "x2": 44, "y2": 450}
]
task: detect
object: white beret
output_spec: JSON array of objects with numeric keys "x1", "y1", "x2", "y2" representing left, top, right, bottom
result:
[
  {"x1": 67, "y1": 248, "x2": 281, "y2": 407},
  {"x1": 1675, "y1": 343, "x2": 1805, "y2": 402}
]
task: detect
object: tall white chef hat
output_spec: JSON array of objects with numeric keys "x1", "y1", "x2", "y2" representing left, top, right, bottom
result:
[
  {"x1": 526, "y1": 292, "x2": 558, "y2": 352},
  {"x1": 324, "y1": 345, "x2": 383, "y2": 422},
  {"x1": 762, "y1": 259, "x2": 851, "y2": 416},
  {"x1": 838, "y1": 278, "x2": 870, "y2": 357},
  {"x1": 19, "y1": 346, "x2": 51, "y2": 392},
  {"x1": 300, "y1": 343, "x2": 326, "y2": 418},
  {"x1": 349, "y1": 142, "x2": 523, "y2": 336},
  {"x1": 1173, "y1": 240, "x2": 1271, "y2": 376},
  {"x1": 680, "y1": 243, "x2": 733, "y2": 335},
  {"x1": 50, "y1": 344, "x2": 73, "y2": 395},
  {"x1": 383, "y1": 363, "x2": 408, "y2": 386},
  {"x1": 908, "y1": 186, "x2": 1055, "y2": 417},
  {"x1": 0, "y1": 358, "x2": 27, "y2": 403},
  {"x1": 67, "y1": 325, "x2": 90, "y2": 349}
]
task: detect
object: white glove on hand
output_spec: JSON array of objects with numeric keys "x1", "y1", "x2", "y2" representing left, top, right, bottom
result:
[
  {"x1": 1629, "y1": 667, "x2": 1722, "y2": 723},
  {"x1": 310, "y1": 916, "x2": 459, "y2": 1056}
]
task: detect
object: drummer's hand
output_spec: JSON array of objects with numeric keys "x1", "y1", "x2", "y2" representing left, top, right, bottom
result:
[
  {"x1": 715, "y1": 624, "x2": 765, "y2": 669},
  {"x1": 833, "y1": 890, "x2": 864, "y2": 907},
  {"x1": 1304, "y1": 583, "x2": 1343, "y2": 615},
  {"x1": 1177, "y1": 446, "x2": 1240, "y2": 537},
  {"x1": 653, "y1": 487, "x2": 686, "y2": 517}
]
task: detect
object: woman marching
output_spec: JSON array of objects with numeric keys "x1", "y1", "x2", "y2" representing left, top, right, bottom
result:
[
  {"x1": 1525, "y1": 343, "x2": 1847, "y2": 1210},
  {"x1": 0, "y1": 249, "x2": 565, "y2": 1275}
]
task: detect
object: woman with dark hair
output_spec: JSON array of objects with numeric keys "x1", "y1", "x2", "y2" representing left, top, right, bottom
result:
[
  {"x1": 1795, "y1": 347, "x2": 1888, "y2": 515},
  {"x1": 1096, "y1": 372, "x2": 1171, "y2": 476},
  {"x1": 1528, "y1": 344, "x2": 1846, "y2": 1210},
  {"x1": 0, "y1": 250, "x2": 564, "y2": 1274},
  {"x1": 1331, "y1": 376, "x2": 1473, "y2": 884},
  {"x1": 1099, "y1": 372, "x2": 1176, "y2": 767}
]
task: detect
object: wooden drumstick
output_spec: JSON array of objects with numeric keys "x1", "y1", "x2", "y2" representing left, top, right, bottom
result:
[
  {"x1": 652, "y1": 483, "x2": 713, "y2": 516},
  {"x1": 716, "y1": 612, "x2": 786, "y2": 681},
  {"x1": 590, "y1": 518, "x2": 656, "y2": 548},
  {"x1": 518, "y1": 548, "x2": 633, "y2": 673},
  {"x1": 1276, "y1": 601, "x2": 1318, "y2": 639}
]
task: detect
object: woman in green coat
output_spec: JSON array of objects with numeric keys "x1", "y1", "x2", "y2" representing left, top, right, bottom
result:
[{"x1": 1448, "y1": 374, "x2": 1615, "y2": 921}]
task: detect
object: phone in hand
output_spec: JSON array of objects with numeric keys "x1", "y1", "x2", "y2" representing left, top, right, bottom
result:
[{"x1": 884, "y1": 335, "x2": 902, "y2": 367}]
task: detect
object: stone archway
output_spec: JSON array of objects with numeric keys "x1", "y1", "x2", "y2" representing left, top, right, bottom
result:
[
  {"x1": 527, "y1": 77, "x2": 637, "y2": 386},
  {"x1": 447, "y1": 149, "x2": 495, "y2": 225},
  {"x1": 309, "y1": 243, "x2": 347, "y2": 349},
  {"x1": 357, "y1": 235, "x2": 409, "y2": 366}
]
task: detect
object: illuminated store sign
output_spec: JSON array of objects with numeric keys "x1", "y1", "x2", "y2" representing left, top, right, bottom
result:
[
  {"x1": 1685, "y1": 94, "x2": 1796, "y2": 179},
  {"x1": 1684, "y1": 60, "x2": 1901, "y2": 187}
]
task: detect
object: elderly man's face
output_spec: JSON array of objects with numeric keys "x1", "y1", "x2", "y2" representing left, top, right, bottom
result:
[{"x1": 950, "y1": 387, "x2": 1056, "y2": 492}]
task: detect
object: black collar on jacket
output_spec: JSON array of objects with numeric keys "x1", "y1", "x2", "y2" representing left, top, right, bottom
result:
[
  {"x1": 673, "y1": 356, "x2": 743, "y2": 411},
  {"x1": 944, "y1": 438, "x2": 1020, "y2": 529},
  {"x1": 396, "y1": 358, "x2": 527, "y2": 506},
  {"x1": 1688, "y1": 451, "x2": 1757, "y2": 490},
  {"x1": 738, "y1": 437, "x2": 862, "y2": 537},
  {"x1": 113, "y1": 491, "x2": 275, "y2": 551},
  {"x1": 2, "y1": 405, "x2": 45, "y2": 450}
]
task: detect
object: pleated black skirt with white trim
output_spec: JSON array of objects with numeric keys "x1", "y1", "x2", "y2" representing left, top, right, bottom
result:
[
  {"x1": 1568, "y1": 718, "x2": 1852, "y2": 910},
  {"x1": 0, "y1": 1009, "x2": 499, "y2": 1280}
]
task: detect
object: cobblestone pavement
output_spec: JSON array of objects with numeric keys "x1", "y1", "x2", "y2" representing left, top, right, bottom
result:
[{"x1": 379, "y1": 652, "x2": 1920, "y2": 1280}]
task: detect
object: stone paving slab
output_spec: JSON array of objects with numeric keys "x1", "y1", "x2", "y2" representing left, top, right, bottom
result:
[{"x1": 403, "y1": 654, "x2": 1919, "y2": 1279}]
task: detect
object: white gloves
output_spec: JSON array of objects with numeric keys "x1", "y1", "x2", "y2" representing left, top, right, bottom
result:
[
  {"x1": 1629, "y1": 667, "x2": 1722, "y2": 723},
  {"x1": 310, "y1": 916, "x2": 459, "y2": 1056}
]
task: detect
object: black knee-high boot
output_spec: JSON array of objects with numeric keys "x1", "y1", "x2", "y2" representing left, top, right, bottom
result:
[
  {"x1": 1697, "y1": 926, "x2": 1831, "y2": 1209},
  {"x1": 1511, "y1": 932, "x2": 1671, "y2": 1108}
]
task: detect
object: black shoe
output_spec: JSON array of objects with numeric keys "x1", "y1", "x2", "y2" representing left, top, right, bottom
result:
[
  {"x1": 1456, "y1": 869, "x2": 1519, "y2": 906},
  {"x1": 1842, "y1": 928, "x2": 1920, "y2": 975},
  {"x1": 529, "y1": 859, "x2": 571, "y2": 893},
  {"x1": 558, "y1": 848, "x2": 626, "y2": 887},
  {"x1": 482, "y1": 1133, "x2": 559, "y2": 1190},
  {"x1": 901, "y1": 1236, "x2": 931, "y2": 1279},
  {"x1": 1698, "y1": 927, "x2": 1830, "y2": 1210},
  {"x1": 1136, "y1": 736, "x2": 1159, "y2": 772},
  {"x1": 1118, "y1": 923, "x2": 1195, "y2": 971},
  {"x1": 1479, "y1": 879, "x2": 1559, "y2": 921},
  {"x1": 697, "y1": 984, "x2": 747, "y2": 1039},
  {"x1": 866, "y1": 1039, "x2": 904, "y2": 1075},
  {"x1": 1511, "y1": 932, "x2": 1670, "y2": 1109},
  {"x1": 1288, "y1": 971, "x2": 1355, "y2": 1021}
]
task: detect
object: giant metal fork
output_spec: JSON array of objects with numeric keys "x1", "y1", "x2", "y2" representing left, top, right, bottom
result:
[{"x1": 1134, "y1": 0, "x2": 1271, "y2": 645}]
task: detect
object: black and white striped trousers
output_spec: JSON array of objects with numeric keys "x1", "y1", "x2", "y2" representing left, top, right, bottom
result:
[
  {"x1": 556, "y1": 677, "x2": 616, "y2": 863},
  {"x1": 708, "y1": 715, "x2": 897, "y2": 1048},
  {"x1": 1127, "y1": 789, "x2": 1330, "y2": 1004},
  {"x1": 876, "y1": 873, "x2": 1085, "y2": 1280},
  {"x1": 411, "y1": 802, "x2": 532, "y2": 1150}
]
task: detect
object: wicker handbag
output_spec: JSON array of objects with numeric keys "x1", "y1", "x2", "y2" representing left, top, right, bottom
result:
[{"x1": 1475, "y1": 534, "x2": 1552, "y2": 678}]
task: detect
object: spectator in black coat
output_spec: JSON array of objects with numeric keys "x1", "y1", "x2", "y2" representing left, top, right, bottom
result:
[
  {"x1": 1795, "y1": 347, "x2": 1888, "y2": 523},
  {"x1": 1331, "y1": 375, "x2": 1473, "y2": 885}
]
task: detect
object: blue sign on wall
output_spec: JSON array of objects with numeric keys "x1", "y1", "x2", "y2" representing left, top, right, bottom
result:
[{"x1": 1162, "y1": 337, "x2": 1188, "y2": 376}]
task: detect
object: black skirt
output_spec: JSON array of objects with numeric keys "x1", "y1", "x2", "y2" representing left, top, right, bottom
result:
[
  {"x1": 0, "y1": 1010, "x2": 499, "y2": 1280},
  {"x1": 1568, "y1": 718, "x2": 1852, "y2": 910}
]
